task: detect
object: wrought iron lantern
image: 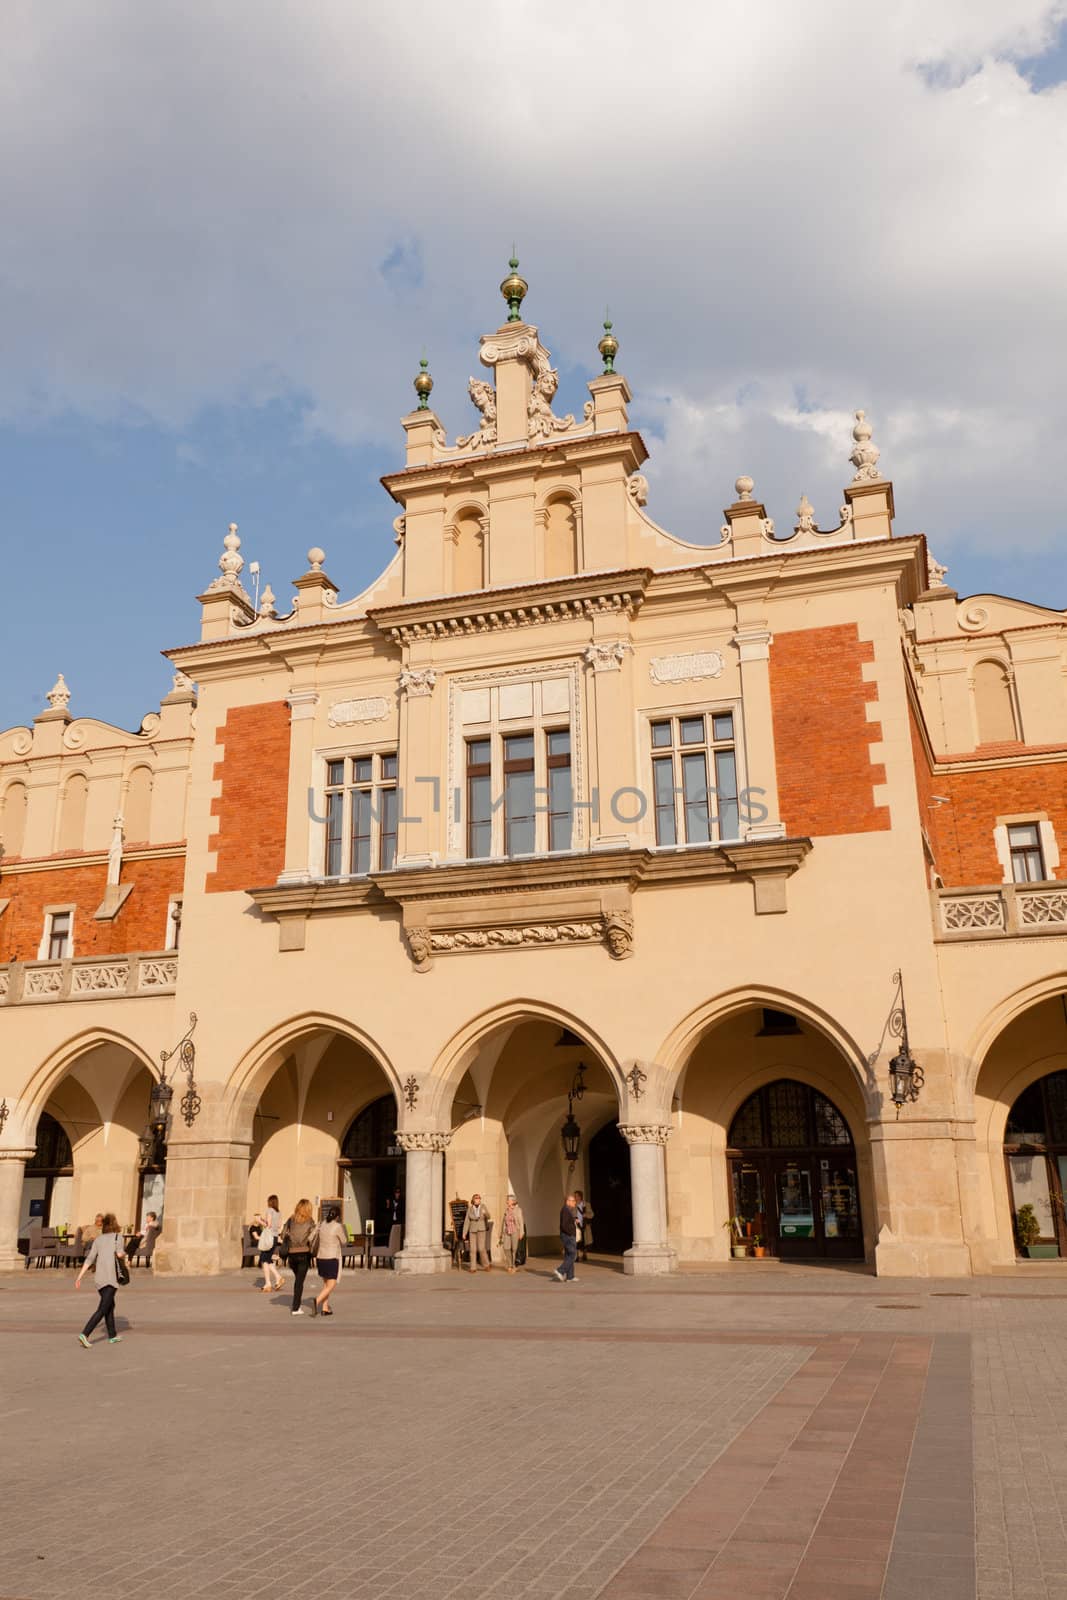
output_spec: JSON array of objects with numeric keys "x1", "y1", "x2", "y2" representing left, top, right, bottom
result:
[
  {"x1": 888, "y1": 1045, "x2": 923, "y2": 1111},
  {"x1": 138, "y1": 1013, "x2": 200, "y2": 1169},
  {"x1": 560, "y1": 1103, "x2": 582, "y2": 1166}
]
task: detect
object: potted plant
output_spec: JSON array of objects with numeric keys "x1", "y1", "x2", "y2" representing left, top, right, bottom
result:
[
  {"x1": 752, "y1": 1235, "x2": 767, "y2": 1259},
  {"x1": 1015, "y1": 1203, "x2": 1059, "y2": 1259},
  {"x1": 724, "y1": 1217, "x2": 749, "y2": 1258}
]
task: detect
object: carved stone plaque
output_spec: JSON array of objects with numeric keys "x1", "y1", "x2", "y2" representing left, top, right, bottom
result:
[
  {"x1": 649, "y1": 650, "x2": 725, "y2": 685},
  {"x1": 328, "y1": 697, "x2": 390, "y2": 728}
]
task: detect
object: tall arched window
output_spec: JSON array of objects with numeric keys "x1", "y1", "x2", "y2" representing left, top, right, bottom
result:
[
  {"x1": 1, "y1": 781, "x2": 27, "y2": 860},
  {"x1": 974, "y1": 660, "x2": 1017, "y2": 745},
  {"x1": 59, "y1": 773, "x2": 88, "y2": 853},
  {"x1": 452, "y1": 510, "x2": 485, "y2": 592},
  {"x1": 544, "y1": 497, "x2": 578, "y2": 578},
  {"x1": 337, "y1": 1094, "x2": 401, "y2": 1244},
  {"x1": 124, "y1": 766, "x2": 153, "y2": 844}
]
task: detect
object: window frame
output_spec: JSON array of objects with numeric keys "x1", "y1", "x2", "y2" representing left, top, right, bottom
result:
[
  {"x1": 38, "y1": 905, "x2": 75, "y2": 962},
  {"x1": 1008, "y1": 823, "x2": 1047, "y2": 885},
  {"x1": 464, "y1": 725, "x2": 574, "y2": 861},
  {"x1": 165, "y1": 897, "x2": 182, "y2": 952},
  {"x1": 316, "y1": 748, "x2": 401, "y2": 879},
  {"x1": 644, "y1": 704, "x2": 744, "y2": 849}
]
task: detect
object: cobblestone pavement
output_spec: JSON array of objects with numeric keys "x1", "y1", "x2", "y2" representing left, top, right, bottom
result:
[{"x1": 3, "y1": 1258, "x2": 1067, "y2": 1599}]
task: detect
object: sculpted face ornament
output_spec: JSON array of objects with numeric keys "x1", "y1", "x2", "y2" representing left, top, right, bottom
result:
[{"x1": 604, "y1": 911, "x2": 634, "y2": 960}]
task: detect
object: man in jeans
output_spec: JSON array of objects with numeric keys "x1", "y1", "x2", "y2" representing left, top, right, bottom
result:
[{"x1": 553, "y1": 1194, "x2": 579, "y2": 1282}]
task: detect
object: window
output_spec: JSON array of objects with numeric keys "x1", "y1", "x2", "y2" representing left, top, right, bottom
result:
[
  {"x1": 466, "y1": 729, "x2": 573, "y2": 859},
  {"x1": 650, "y1": 711, "x2": 739, "y2": 846},
  {"x1": 1009, "y1": 823, "x2": 1046, "y2": 884},
  {"x1": 46, "y1": 911, "x2": 72, "y2": 960},
  {"x1": 165, "y1": 898, "x2": 182, "y2": 951},
  {"x1": 323, "y1": 753, "x2": 398, "y2": 876}
]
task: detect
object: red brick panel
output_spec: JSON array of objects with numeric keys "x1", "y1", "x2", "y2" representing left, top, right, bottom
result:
[
  {"x1": 770, "y1": 624, "x2": 890, "y2": 837},
  {"x1": 0, "y1": 855, "x2": 185, "y2": 963},
  {"x1": 926, "y1": 759, "x2": 1067, "y2": 887},
  {"x1": 205, "y1": 701, "x2": 291, "y2": 893}
]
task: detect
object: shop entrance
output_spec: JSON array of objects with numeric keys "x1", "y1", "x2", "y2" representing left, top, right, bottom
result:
[
  {"x1": 587, "y1": 1121, "x2": 632, "y2": 1254},
  {"x1": 337, "y1": 1095, "x2": 403, "y2": 1245},
  {"x1": 1004, "y1": 1071, "x2": 1067, "y2": 1257},
  {"x1": 727, "y1": 1080, "x2": 863, "y2": 1260}
]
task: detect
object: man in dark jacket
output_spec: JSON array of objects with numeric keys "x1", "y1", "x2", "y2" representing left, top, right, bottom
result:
[{"x1": 553, "y1": 1194, "x2": 579, "y2": 1282}]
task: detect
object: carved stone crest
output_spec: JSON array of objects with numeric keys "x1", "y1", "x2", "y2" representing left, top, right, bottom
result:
[
  {"x1": 649, "y1": 650, "x2": 724, "y2": 685},
  {"x1": 328, "y1": 697, "x2": 390, "y2": 728}
]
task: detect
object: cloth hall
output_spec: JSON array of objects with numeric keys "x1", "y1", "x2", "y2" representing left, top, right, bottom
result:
[{"x1": 2, "y1": 264, "x2": 1066, "y2": 1278}]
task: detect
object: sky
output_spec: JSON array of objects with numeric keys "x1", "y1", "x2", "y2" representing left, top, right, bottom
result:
[{"x1": 1, "y1": 0, "x2": 1066, "y2": 734}]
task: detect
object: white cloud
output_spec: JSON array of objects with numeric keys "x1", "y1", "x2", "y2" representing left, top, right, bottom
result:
[{"x1": 1, "y1": 0, "x2": 1066, "y2": 553}]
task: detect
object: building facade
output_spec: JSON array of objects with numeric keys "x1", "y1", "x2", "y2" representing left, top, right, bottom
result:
[{"x1": 2, "y1": 268, "x2": 1066, "y2": 1277}]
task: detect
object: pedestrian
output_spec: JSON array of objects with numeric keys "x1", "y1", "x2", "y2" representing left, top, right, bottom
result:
[
  {"x1": 553, "y1": 1193, "x2": 579, "y2": 1282},
  {"x1": 281, "y1": 1198, "x2": 318, "y2": 1315},
  {"x1": 574, "y1": 1189, "x2": 594, "y2": 1263},
  {"x1": 75, "y1": 1212, "x2": 128, "y2": 1346},
  {"x1": 498, "y1": 1195, "x2": 526, "y2": 1273},
  {"x1": 258, "y1": 1193, "x2": 285, "y2": 1295},
  {"x1": 81, "y1": 1212, "x2": 104, "y2": 1246},
  {"x1": 387, "y1": 1186, "x2": 405, "y2": 1258},
  {"x1": 462, "y1": 1193, "x2": 491, "y2": 1272},
  {"x1": 312, "y1": 1206, "x2": 347, "y2": 1318}
]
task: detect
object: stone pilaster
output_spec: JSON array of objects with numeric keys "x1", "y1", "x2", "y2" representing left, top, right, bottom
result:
[
  {"x1": 152, "y1": 1137, "x2": 252, "y2": 1276},
  {"x1": 0, "y1": 1149, "x2": 35, "y2": 1272},
  {"x1": 620, "y1": 1123, "x2": 676, "y2": 1275},
  {"x1": 394, "y1": 1131, "x2": 452, "y2": 1274}
]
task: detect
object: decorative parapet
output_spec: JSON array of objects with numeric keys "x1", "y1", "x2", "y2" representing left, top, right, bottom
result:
[
  {"x1": 0, "y1": 952, "x2": 179, "y2": 1005},
  {"x1": 935, "y1": 884, "x2": 1067, "y2": 940}
]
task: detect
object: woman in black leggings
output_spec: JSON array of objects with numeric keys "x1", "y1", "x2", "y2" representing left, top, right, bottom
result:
[
  {"x1": 75, "y1": 1212, "x2": 127, "y2": 1346},
  {"x1": 282, "y1": 1199, "x2": 318, "y2": 1315}
]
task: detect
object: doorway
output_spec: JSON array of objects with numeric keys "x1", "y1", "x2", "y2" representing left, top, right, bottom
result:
[
  {"x1": 587, "y1": 1121, "x2": 632, "y2": 1254},
  {"x1": 337, "y1": 1095, "x2": 402, "y2": 1245},
  {"x1": 1004, "y1": 1071, "x2": 1067, "y2": 1256},
  {"x1": 727, "y1": 1080, "x2": 863, "y2": 1260}
]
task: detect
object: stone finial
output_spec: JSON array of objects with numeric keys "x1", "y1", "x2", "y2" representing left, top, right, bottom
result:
[
  {"x1": 734, "y1": 475, "x2": 755, "y2": 503},
  {"x1": 796, "y1": 494, "x2": 816, "y2": 534},
  {"x1": 926, "y1": 547, "x2": 949, "y2": 589},
  {"x1": 258, "y1": 584, "x2": 277, "y2": 619},
  {"x1": 307, "y1": 547, "x2": 326, "y2": 572},
  {"x1": 172, "y1": 668, "x2": 195, "y2": 694},
  {"x1": 849, "y1": 410, "x2": 882, "y2": 483},
  {"x1": 207, "y1": 523, "x2": 245, "y2": 591},
  {"x1": 46, "y1": 673, "x2": 71, "y2": 710}
]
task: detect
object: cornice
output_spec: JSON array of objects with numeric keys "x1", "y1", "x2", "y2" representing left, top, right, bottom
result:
[
  {"x1": 0, "y1": 842, "x2": 186, "y2": 878},
  {"x1": 367, "y1": 568, "x2": 652, "y2": 643},
  {"x1": 379, "y1": 431, "x2": 649, "y2": 499}
]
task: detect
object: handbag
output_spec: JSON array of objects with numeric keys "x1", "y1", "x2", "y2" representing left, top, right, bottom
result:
[
  {"x1": 515, "y1": 1232, "x2": 528, "y2": 1268},
  {"x1": 115, "y1": 1254, "x2": 130, "y2": 1286}
]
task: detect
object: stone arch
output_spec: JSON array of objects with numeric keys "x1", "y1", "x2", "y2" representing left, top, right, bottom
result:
[
  {"x1": 537, "y1": 486, "x2": 581, "y2": 578},
  {"x1": 659, "y1": 985, "x2": 870, "y2": 1107},
  {"x1": 224, "y1": 1012, "x2": 402, "y2": 1145},
  {"x1": 972, "y1": 657, "x2": 1017, "y2": 745},
  {"x1": 429, "y1": 998, "x2": 625, "y2": 1119},
  {"x1": 123, "y1": 763, "x2": 154, "y2": 845},
  {"x1": 16, "y1": 1026, "x2": 160, "y2": 1140},
  {"x1": 58, "y1": 771, "x2": 89, "y2": 853},
  {"x1": 1, "y1": 778, "x2": 28, "y2": 859},
  {"x1": 964, "y1": 975, "x2": 1067, "y2": 1096}
]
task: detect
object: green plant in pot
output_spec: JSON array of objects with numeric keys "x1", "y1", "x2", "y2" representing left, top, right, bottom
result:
[
  {"x1": 1015, "y1": 1203, "x2": 1058, "y2": 1259},
  {"x1": 724, "y1": 1216, "x2": 749, "y2": 1258}
]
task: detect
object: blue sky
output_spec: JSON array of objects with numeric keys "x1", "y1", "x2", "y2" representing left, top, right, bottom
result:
[{"x1": 1, "y1": 2, "x2": 1066, "y2": 735}]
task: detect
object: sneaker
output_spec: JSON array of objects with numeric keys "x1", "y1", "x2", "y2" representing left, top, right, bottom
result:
[
  {"x1": 77, "y1": 1334, "x2": 91, "y2": 1349},
  {"x1": 552, "y1": 1268, "x2": 563, "y2": 1281},
  {"x1": 108, "y1": 1335, "x2": 124, "y2": 1343},
  {"x1": 291, "y1": 1308, "x2": 304, "y2": 1316}
]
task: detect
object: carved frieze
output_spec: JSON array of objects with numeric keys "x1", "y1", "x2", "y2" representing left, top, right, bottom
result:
[
  {"x1": 71, "y1": 961, "x2": 129, "y2": 994},
  {"x1": 396, "y1": 1130, "x2": 453, "y2": 1153},
  {"x1": 619, "y1": 1124, "x2": 672, "y2": 1146},
  {"x1": 24, "y1": 967, "x2": 63, "y2": 998}
]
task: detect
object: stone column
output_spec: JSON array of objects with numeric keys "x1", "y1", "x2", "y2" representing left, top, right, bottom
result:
[
  {"x1": 152, "y1": 1137, "x2": 252, "y2": 1276},
  {"x1": 394, "y1": 1132, "x2": 452, "y2": 1274},
  {"x1": 0, "y1": 1149, "x2": 35, "y2": 1272},
  {"x1": 621, "y1": 1124, "x2": 676, "y2": 1275}
]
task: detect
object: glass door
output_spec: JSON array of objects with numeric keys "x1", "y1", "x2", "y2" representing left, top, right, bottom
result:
[{"x1": 774, "y1": 1160, "x2": 817, "y2": 1258}]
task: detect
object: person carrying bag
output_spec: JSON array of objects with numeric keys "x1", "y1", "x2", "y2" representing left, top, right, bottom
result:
[
  {"x1": 281, "y1": 1199, "x2": 319, "y2": 1315},
  {"x1": 75, "y1": 1212, "x2": 128, "y2": 1347}
]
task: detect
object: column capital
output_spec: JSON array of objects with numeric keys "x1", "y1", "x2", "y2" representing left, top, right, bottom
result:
[
  {"x1": 0, "y1": 1147, "x2": 36, "y2": 1162},
  {"x1": 619, "y1": 1123, "x2": 672, "y2": 1146},
  {"x1": 396, "y1": 1130, "x2": 453, "y2": 1153}
]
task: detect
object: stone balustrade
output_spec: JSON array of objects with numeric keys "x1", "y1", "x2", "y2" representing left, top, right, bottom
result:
[
  {"x1": 936, "y1": 883, "x2": 1067, "y2": 940},
  {"x1": 0, "y1": 952, "x2": 178, "y2": 1005}
]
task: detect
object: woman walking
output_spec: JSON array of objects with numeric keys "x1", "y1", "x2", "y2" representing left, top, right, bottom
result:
[
  {"x1": 463, "y1": 1193, "x2": 491, "y2": 1273},
  {"x1": 312, "y1": 1206, "x2": 347, "y2": 1318},
  {"x1": 259, "y1": 1194, "x2": 285, "y2": 1295},
  {"x1": 75, "y1": 1213, "x2": 127, "y2": 1347},
  {"x1": 498, "y1": 1195, "x2": 526, "y2": 1273},
  {"x1": 282, "y1": 1198, "x2": 318, "y2": 1315}
]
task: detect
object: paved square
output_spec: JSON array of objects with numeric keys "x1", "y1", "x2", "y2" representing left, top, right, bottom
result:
[{"x1": 5, "y1": 1259, "x2": 1067, "y2": 1599}]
